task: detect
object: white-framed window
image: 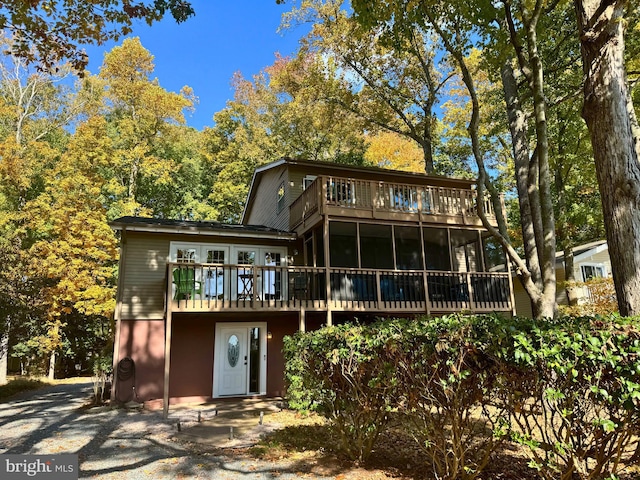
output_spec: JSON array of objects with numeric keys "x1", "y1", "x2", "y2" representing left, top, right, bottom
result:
[
  {"x1": 581, "y1": 264, "x2": 605, "y2": 281},
  {"x1": 303, "y1": 175, "x2": 317, "y2": 189}
]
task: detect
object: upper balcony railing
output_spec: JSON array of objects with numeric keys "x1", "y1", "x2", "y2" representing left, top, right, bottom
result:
[
  {"x1": 166, "y1": 262, "x2": 512, "y2": 314},
  {"x1": 290, "y1": 175, "x2": 498, "y2": 229}
]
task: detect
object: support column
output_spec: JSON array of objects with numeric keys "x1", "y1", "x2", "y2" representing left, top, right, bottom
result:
[
  {"x1": 323, "y1": 215, "x2": 332, "y2": 326},
  {"x1": 163, "y1": 263, "x2": 174, "y2": 419},
  {"x1": 299, "y1": 308, "x2": 306, "y2": 332}
]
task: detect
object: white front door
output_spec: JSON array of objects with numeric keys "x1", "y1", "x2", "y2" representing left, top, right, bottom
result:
[
  {"x1": 214, "y1": 322, "x2": 267, "y2": 397},
  {"x1": 217, "y1": 327, "x2": 248, "y2": 396}
]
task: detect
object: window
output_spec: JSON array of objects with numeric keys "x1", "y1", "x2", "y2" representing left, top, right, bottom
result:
[
  {"x1": 206, "y1": 249, "x2": 225, "y2": 264},
  {"x1": 237, "y1": 250, "x2": 256, "y2": 265},
  {"x1": 327, "y1": 178, "x2": 355, "y2": 205},
  {"x1": 176, "y1": 248, "x2": 197, "y2": 263},
  {"x1": 303, "y1": 175, "x2": 317, "y2": 189},
  {"x1": 581, "y1": 264, "x2": 605, "y2": 281},
  {"x1": 277, "y1": 182, "x2": 285, "y2": 213}
]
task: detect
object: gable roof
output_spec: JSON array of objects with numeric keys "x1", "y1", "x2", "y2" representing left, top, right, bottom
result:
[
  {"x1": 242, "y1": 157, "x2": 477, "y2": 223},
  {"x1": 556, "y1": 239, "x2": 608, "y2": 264},
  {"x1": 110, "y1": 216, "x2": 297, "y2": 240}
]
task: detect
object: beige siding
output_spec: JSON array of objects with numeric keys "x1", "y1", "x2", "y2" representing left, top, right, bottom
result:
[
  {"x1": 514, "y1": 265, "x2": 570, "y2": 318},
  {"x1": 120, "y1": 232, "x2": 169, "y2": 320},
  {"x1": 573, "y1": 249, "x2": 611, "y2": 281},
  {"x1": 556, "y1": 267, "x2": 568, "y2": 305},
  {"x1": 118, "y1": 231, "x2": 297, "y2": 320},
  {"x1": 513, "y1": 278, "x2": 533, "y2": 318},
  {"x1": 245, "y1": 166, "x2": 290, "y2": 230}
]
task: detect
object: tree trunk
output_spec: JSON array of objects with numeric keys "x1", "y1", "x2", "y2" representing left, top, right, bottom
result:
[
  {"x1": 575, "y1": 0, "x2": 640, "y2": 316},
  {"x1": 48, "y1": 351, "x2": 55, "y2": 380},
  {"x1": 421, "y1": 136, "x2": 434, "y2": 174},
  {"x1": 501, "y1": 59, "x2": 557, "y2": 319},
  {"x1": 563, "y1": 248, "x2": 580, "y2": 306},
  {"x1": 0, "y1": 327, "x2": 8, "y2": 385}
]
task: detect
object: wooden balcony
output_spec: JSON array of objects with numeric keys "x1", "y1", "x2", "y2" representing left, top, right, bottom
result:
[
  {"x1": 166, "y1": 263, "x2": 513, "y2": 315},
  {"x1": 289, "y1": 175, "x2": 498, "y2": 230}
]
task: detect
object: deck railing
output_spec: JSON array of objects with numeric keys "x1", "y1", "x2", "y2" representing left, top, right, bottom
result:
[
  {"x1": 167, "y1": 263, "x2": 512, "y2": 313},
  {"x1": 289, "y1": 175, "x2": 498, "y2": 228}
]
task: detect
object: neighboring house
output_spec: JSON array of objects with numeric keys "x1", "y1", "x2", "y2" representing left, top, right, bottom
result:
[
  {"x1": 513, "y1": 240, "x2": 610, "y2": 317},
  {"x1": 111, "y1": 158, "x2": 516, "y2": 414}
]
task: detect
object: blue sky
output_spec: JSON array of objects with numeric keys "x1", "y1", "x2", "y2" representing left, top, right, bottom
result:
[{"x1": 83, "y1": 1, "x2": 308, "y2": 130}]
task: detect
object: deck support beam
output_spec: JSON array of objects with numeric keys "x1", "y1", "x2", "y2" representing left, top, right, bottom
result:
[{"x1": 163, "y1": 271, "x2": 173, "y2": 419}]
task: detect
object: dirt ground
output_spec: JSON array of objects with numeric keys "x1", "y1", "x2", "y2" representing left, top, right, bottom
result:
[{"x1": 238, "y1": 410, "x2": 639, "y2": 480}]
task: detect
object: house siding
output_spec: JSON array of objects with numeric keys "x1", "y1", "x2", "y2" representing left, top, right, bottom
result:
[
  {"x1": 118, "y1": 230, "x2": 297, "y2": 320},
  {"x1": 514, "y1": 267, "x2": 569, "y2": 318},
  {"x1": 245, "y1": 165, "x2": 290, "y2": 231},
  {"x1": 573, "y1": 250, "x2": 611, "y2": 280},
  {"x1": 115, "y1": 313, "x2": 299, "y2": 404},
  {"x1": 513, "y1": 247, "x2": 614, "y2": 317},
  {"x1": 120, "y1": 232, "x2": 169, "y2": 320},
  {"x1": 117, "y1": 319, "x2": 165, "y2": 402}
]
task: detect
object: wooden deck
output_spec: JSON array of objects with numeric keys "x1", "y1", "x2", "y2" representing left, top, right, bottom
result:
[
  {"x1": 289, "y1": 175, "x2": 500, "y2": 231},
  {"x1": 167, "y1": 263, "x2": 513, "y2": 315}
]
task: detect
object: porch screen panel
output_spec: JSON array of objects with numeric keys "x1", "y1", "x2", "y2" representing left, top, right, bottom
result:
[
  {"x1": 423, "y1": 227, "x2": 451, "y2": 271},
  {"x1": 314, "y1": 225, "x2": 325, "y2": 267},
  {"x1": 359, "y1": 224, "x2": 393, "y2": 269},
  {"x1": 329, "y1": 221, "x2": 358, "y2": 268},
  {"x1": 450, "y1": 230, "x2": 481, "y2": 272},
  {"x1": 482, "y1": 233, "x2": 507, "y2": 272},
  {"x1": 394, "y1": 226, "x2": 422, "y2": 270}
]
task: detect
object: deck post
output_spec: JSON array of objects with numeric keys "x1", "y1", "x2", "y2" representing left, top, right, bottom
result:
[
  {"x1": 163, "y1": 270, "x2": 173, "y2": 419},
  {"x1": 423, "y1": 271, "x2": 431, "y2": 316},
  {"x1": 323, "y1": 214, "x2": 332, "y2": 326},
  {"x1": 299, "y1": 307, "x2": 306, "y2": 332},
  {"x1": 465, "y1": 272, "x2": 474, "y2": 311}
]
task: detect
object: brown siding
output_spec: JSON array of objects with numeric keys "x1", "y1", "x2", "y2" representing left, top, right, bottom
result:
[
  {"x1": 169, "y1": 316, "x2": 216, "y2": 399},
  {"x1": 265, "y1": 316, "x2": 299, "y2": 397},
  {"x1": 245, "y1": 166, "x2": 290, "y2": 230},
  {"x1": 116, "y1": 313, "x2": 299, "y2": 403},
  {"x1": 116, "y1": 319, "x2": 165, "y2": 402}
]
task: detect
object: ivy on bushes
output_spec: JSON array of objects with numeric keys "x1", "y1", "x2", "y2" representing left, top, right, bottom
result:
[{"x1": 283, "y1": 314, "x2": 640, "y2": 480}]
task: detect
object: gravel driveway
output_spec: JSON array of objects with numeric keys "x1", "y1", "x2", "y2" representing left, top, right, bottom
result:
[{"x1": 0, "y1": 381, "x2": 334, "y2": 479}]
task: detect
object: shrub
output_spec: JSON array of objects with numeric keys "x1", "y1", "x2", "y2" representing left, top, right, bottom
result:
[
  {"x1": 284, "y1": 314, "x2": 640, "y2": 479},
  {"x1": 561, "y1": 278, "x2": 618, "y2": 316},
  {"x1": 0, "y1": 378, "x2": 48, "y2": 401},
  {"x1": 506, "y1": 315, "x2": 640, "y2": 480},
  {"x1": 391, "y1": 315, "x2": 511, "y2": 480},
  {"x1": 284, "y1": 322, "x2": 398, "y2": 461}
]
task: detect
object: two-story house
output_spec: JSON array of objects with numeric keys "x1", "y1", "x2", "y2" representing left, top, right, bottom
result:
[{"x1": 110, "y1": 158, "x2": 515, "y2": 416}]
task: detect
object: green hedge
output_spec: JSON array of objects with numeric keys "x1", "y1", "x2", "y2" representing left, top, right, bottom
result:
[{"x1": 283, "y1": 314, "x2": 640, "y2": 480}]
